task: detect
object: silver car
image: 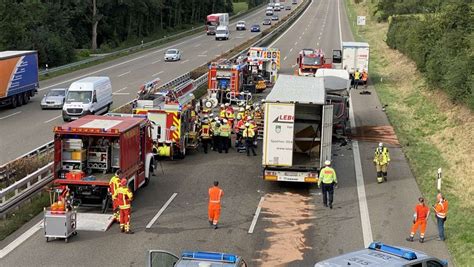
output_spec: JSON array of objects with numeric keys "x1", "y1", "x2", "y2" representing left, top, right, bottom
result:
[
  {"x1": 164, "y1": 49, "x2": 181, "y2": 61},
  {"x1": 40, "y1": 88, "x2": 67, "y2": 109}
]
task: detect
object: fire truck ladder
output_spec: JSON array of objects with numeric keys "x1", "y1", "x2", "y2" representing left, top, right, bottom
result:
[{"x1": 159, "y1": 73, "x2": 193, "y2": 101}]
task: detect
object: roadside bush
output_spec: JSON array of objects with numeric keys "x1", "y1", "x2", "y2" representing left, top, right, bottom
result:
[{"x1": 386, "y1": 2, "x2": 473, "y2": 109}]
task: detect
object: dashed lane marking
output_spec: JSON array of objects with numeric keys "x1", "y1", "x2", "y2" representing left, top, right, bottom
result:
[
  {"x1": 248, "y1": 197, "x2": 265, "y2": 234},
  {"x1": 146, "y1": 193, "x2": 178, "y2": 229}
]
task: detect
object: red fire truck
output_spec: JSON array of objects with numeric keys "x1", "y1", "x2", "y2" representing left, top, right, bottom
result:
[
  {"x1": 207, "y1": 59, "x2": 247, "y2": 104},
  {"x1": 296, "y1": 48, "x2": 332, "y2": 76},
  {"x1": 53, "y1": 115, "x2": 155, "y2": 211}
]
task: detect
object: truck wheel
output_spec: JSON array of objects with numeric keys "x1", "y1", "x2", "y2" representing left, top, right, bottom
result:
[
  {"x1": 23, "y1": 93, "x2": 29, "y2": 104},
  {"x1": 17, "y1": 94, "x2": 24, "y2": 106},
  {"x1": 10, "y1": 95, "x2": 18, "y2": 108}
]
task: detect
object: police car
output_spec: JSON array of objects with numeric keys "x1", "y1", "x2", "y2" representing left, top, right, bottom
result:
[
  {"x1": 314, "y1": 242, "x2": 448, "y2": 267},
  {"x1": 148, "y1": 250, "x2": 248, "y2": 267}
]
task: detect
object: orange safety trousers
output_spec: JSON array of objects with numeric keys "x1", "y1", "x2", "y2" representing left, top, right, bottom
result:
[
  {"x1": 410, "y1": 219, "x2": 427, "y2": 238},
  {"x1": 112, "y1": 199, "x2": 120, "y2": 221},
  {"x1": 208, "y1": 204, "x2": 221, "y2": 225},
  {"x1": 120, "y1": 208, "x2": 131, "y2": 231}
]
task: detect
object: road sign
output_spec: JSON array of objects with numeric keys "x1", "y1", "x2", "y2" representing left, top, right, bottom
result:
[{"x1": 357, "y1": 16, "x2": 366, "y2": 26}]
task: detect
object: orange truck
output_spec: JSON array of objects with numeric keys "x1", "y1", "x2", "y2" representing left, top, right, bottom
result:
[{"x1": 53, "y1": 115, "x2": 155, "y2": 211}]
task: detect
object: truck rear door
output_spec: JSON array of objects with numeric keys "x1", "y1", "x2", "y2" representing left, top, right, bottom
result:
[
  {"x1": 342, "y1": 46, "x2": 356, "y2": 73},
  {"x1": 147, "y1": 111, "x2": 167, "y2": 142},
  {"x1": 355, "y1": 46, "x2": 369, "y2": 73},
  {"x1": 320, "y1": 105, "x2": 333, "y2": 167},
  {"x1": 263, "y1": 103, "x2": 295, "y2": 167}
]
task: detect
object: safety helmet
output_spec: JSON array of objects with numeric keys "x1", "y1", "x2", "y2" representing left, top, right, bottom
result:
[
  {"x1": 239, "y1": 107, "x2": 245, "y2": 112},
  {"x1": 220, "y1": 104, "x2": 225, "y2": 108},
  {"x1": 237, "y1": 114, "x2": 242, "y2": 120},
  {"x1": 223, "y1": 119, "x2": 228, "y2": 123},
  {"x1": 255, "y1": 107, "x2": 260, "y2": 111},
  {"x1": 245, "y1": 105, "x2": 250, "y2": 110},
  {"x1": 214, "y1": 117, "x2": 219, "y2": 121},
  {"x1": 379, "y1": 142, "x2": 383, "y2": 147},
  {"x1": 209, "y1": 113, "x2": 214, "y2": 117},
  {"x1": 204, "y1": 114, "x2": 209, "y2": 118},
  {"x1": 245, "y1": 122, "x2": 250, "y2": 127},
  {"x1": 247, "y1": 116, "x2": 252, "y2": 120},
  {"x1": 225, "y1": 103, "x2": 230, "y2": 107},
  {"x1": 120, "y1": 178, "x2": 127, "y2": 186},
  {"x1": 324, "y1": 160, "x2": 331, "y2": 166}
]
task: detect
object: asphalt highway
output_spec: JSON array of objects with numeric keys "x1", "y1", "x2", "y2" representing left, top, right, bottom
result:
[
  {"x1": 0, "y1": 3, "x2": 299, "y2": 165},
  {"x1": 0, "y1": 0, "x2": 453, "y2": 266}
]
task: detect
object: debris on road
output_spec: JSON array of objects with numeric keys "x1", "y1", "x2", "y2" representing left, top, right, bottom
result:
[{"x1": 349, "y1": 126, "x2": 400, "y2": 146}]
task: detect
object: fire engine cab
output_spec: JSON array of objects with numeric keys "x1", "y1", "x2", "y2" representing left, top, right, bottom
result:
[
  {"x1": 207, "y1": 59, "x2": 247, "y2": 105},
  {"x1": 296, "y1": 48, "x2": 332, "y2": 76}
]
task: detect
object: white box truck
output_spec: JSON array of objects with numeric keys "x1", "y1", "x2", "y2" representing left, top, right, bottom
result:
[
  {"x1": 333, "y1": 42, "x2": 369, "y2": 75},
  {"x1": 262, "y1": 75, "x2": 333, "y2": 183}
]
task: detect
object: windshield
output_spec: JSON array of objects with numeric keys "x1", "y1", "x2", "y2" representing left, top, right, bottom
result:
[
  {"x1": 66, "y1": 91, "x2": 92, "y2": 104},
  {"x1": 302, "y1": 56, "x2": 321, "y2": 65},
  {"x1": 207, "y1": 21, "x2": 218, "y2": 26},
  {"x1": 216, "y1": 30, "x2": 227, "y2": 35},
  {"x1": 166, "y1": 50, "x2": 177, "y2": 54},
  {"x1": 47, "y1": 90, "x2": 65, "y2": 97}
]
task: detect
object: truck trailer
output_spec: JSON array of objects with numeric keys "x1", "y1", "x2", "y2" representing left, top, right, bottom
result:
[
  {"x1": 333, "y1": 42, "x2": 369, "y2": 81},
  {"x1": 206, "y1": 13, "x2": 229, "y2": 35},
  {"x1": 262, "y1": 75, "x2": 333, "y2": 183},
  {"x1": 53, "y1": 115, "x2": 155, "y2": 211},
  {"x1": 0, "y1": 51, "x2": 39, "y2": 108}
]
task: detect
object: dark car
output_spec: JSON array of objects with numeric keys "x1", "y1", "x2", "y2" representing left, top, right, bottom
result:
[
  {"x1": 263, "y1": 18, "x2": 272, "y2": 25},
  {"x1": 271, "y1": 15, "x2": 279, "y2": 21},
  {"x1": 286, "y1": 5, "x2": 292, "y2": 10},
  {"x1": 250, "y1": 24, "x2": 261, "y2": 32}
]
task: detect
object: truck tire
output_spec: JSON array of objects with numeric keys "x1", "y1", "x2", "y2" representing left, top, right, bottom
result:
[
  {"x1": 23, "y1": 92, "x2": 29, "y2": 104},
  {"x1": 10, "y1": 95, "x2": 18, "y2": 108},
  {"x1": 17, "y1": 94, "x2": 24, "y2": 106}
]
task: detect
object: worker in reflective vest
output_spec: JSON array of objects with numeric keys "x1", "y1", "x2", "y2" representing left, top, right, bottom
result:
[
  {"x1": 218, "y1": 119, "x2": 231, "y2": 153},
  {"x1": 407, "y1": 197, "x2": 430, "y2": 243},
  {"x1": 219, "y1": 104, "x2": 226, "y2": 119},
  {"x1": 237, "y1": 107, "x2": 245, "y2": 120},
  {"x1": 354, "y1": 69, "x2": 361, "y2": 89},
  {"x1": 200, "y1": 119, "x2": 212, "y2": 154},
  {"x1": 208, "y1": 181, "x2": 224, "y2": 229},
  {"x1": 361, "y1": 69, "x2": 368, "y2": 89},
  {"x1": 108, "y1": 170, "x2": 122, "y2": 222},
  {"x1": 433, "y1": 193, "x2": 449, "y2": 241},
  {"x1": 225, "y1": 108, "x2": 235, "y2": 127},
  {"x1": 116, "y1": 179, "x2": 134, "y2": 234},
  {"x1": 243, "y1": 123, "x2": 257, "y2": 156},
  {"x1": 318, "y1": 160, "x2": 338, "y2": 209},
  {"x1": 373, "y1": 142, "x2": 390, "y2": 183},
  {"x1": 235, "y1": 115, "x2": 245, "y2": 148}
]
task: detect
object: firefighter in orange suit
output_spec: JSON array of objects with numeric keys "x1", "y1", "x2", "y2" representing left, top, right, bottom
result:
[
  {"x1": 407, "y1": 197, "x2": 430, "y2": 243},
  {"x1": 108, "y1": 170, "x2": 122, "y2": 222},
  {"x1": 117, "y1": 179, "x2": 134, "y2": 234},
  {"x1": 208, "y1": 181, "x2": 224, "y2": 229}
]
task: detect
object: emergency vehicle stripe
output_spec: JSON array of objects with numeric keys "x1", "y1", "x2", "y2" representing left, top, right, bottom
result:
[{"x1": 171, "y1": 112, "x2": 180, "y2": 141}]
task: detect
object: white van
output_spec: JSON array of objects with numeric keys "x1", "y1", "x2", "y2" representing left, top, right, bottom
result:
[
  {"x1": 266, "y1": 7, "x2": 274, "y2": 16},
  {"x1": 215, "y1": 25, "x2": 229, "y2": 40},
  {"x1": 62, "y1": 76, "x2": 113, "y2": 121}
]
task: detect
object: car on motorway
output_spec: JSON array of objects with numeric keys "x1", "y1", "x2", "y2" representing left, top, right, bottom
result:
[
  {"x1": 292, "y1": 0, "x2": 298, "y2": 4},
  {"x1": 215, "y1": 25, "x2": 230, "y2": 40},
  {"x1": 266, "y1": 7, "x2": 274, "y2": 16},
  {"x1": 314, "y1": 242, "x2": 448, "y2": 267},
  {"x1": 285, "y1": 5, "x2": 292, "y2": 10},
  {"x1": 263, "y1": 18, "x2": 272, "y2": 25},
  {"x1": 250, "y1": 24, "x2": 261, "y2": 32},
  {"x1": 274, "y1": 3, "x2": 281, "y2": 11},
  {"x1": 164, "y1": 48, "x2": 181, "y2": 61},
  {"x1": 271, "y1": 15, "x2": 279, "y2": 21},
  {"x1": 40, "y1": 88, "x2": 67, "y2": 109},
  {"x1": 236, "y1": 20, "x2": 246, "y2": 31},
  {"x1": 148, "y1": 250, "x2": 248, "y2": 267}
]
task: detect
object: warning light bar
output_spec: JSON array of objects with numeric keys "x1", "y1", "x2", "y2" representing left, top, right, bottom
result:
[
  {"x1": 181, "y1": 251, "x2": 238, "y2": 263},
  {"x1": 54, "y1": 126, "x2": 120, "y2": 134},
  {"x1": 368, "y1": 242, "x2": 417, "y2": 260}
]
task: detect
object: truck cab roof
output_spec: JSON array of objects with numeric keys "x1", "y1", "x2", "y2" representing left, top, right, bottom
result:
[
  {"x1": 342, "y1": 41, "x2": 370, "y2": 48},
  {"x1": 55, "y1": 115, "x2": 146, "y2": 135},
  {"x1": 265, "y1": 75, "x2": 325, "y2": 104}
]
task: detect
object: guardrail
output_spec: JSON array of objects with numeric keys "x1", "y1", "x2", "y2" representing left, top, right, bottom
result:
[
  {"x1": 0, "y1": 163, "x2": 53, "y2": 217},
  {"x1": 0, "y1": 0, "x2": 310, "y2": 216}
]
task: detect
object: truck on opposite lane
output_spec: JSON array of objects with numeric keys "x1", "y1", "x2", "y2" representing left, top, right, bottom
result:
[
  {"x1": 53, "y1": 115, "x2": 155, "y2": 211},
  {"x1": 0, "y1": 50, "x2": 39, "y2": 108},
  {"x1": 262, "y1": 75, "x2": 333, "y2": 183}
]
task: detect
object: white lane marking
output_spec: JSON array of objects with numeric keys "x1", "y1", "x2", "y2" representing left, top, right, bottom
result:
[
  {"x1": 152, "y1": 71, "x2": 164, "y2": 77},
  {"x1": 0, "y1": 111, "x2": 21, "y2": 120},
  {"x1": 347, "y1": 39, "x2": 374, "y2": 249},
  {"x1": 115, "y1": 86, "x2": 128, "y2": 93},
  {"x1": 217, "y1": 43, "x2": 223, "y2": 47},
  {"x1": 180, "y1": 59, "x2": 190, "y2": 64},
  {"x1": 294, "y1": 41, "x2": 298, "y2": 45},
  {"x1": 319, "y1": 36, "x2": 321, "y2": 40},
  {"x1": 248, "y1": 197, "x2": 265, "y2": 234},
  {"x1": 202, "y1": 50, "x2": 208, "y2": 54},
  {"x1": 112, "y1": 92, "x2": 130, "y2": 95},
  {"x1": 235, "y1": 36, "x2": 244, "y2": 39},
  {"x1": 0, "y1": 220, "x2": 42, "y2": 259},
  {"x1": 146, "y1": 193, "x2": 178, "y2": 229},
  {"x1": 269, "y1": 0, "x2": 314, "y2": 47},
  {"x1": 152, "y1": 59, "x2": 161, "y2": 64},
  {"x1": 198, "y1": 55, "x2": 207, "y2": 57},
  {"x1": 317, "y1": 42, "x2": 320, "y2": 46},
  {"x1": 44, "y1": 115, "x2": 61, "y2": 124},
  {"x1": 284, "y1": 56, "x2": 288, "y2": 61},
  {"x1": 338, "y1": 0, "x2": 343, "y2": 45},
  {"x1": 299, "y1": 36, "x2": 302, "y2": 40},
  {"x1": 194, "y1": 43, "x2": 201, "y2": 48},
  {"x1": 290, "y1": 48, "x2": 293, "y2": 52},
  {"x1": 291, "y1": 63, "x2": 297, "y2": 68},
  {"x1": 117, "y1": 71, "x2": 131, "y2": 77}
]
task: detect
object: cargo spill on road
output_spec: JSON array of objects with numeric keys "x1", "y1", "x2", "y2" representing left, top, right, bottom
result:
[{"x1": 256, "y1": 192, "x2": 315, "y2": 266}]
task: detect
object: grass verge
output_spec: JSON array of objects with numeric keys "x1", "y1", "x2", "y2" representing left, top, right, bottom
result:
[
  {"x1": 0, "y1": 193, "x2": 49, "y2": 241},
  {"x1": 344, "y1": 1, "x2": 474, "y2": 266},
  {"x1": 233, "y1": 1, "x2": 249, "y2": 14}
]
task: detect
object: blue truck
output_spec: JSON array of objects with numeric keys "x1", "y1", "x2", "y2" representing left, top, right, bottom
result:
[{"x1": 0, "y1": 51, "x2": 39, "y2": 108}]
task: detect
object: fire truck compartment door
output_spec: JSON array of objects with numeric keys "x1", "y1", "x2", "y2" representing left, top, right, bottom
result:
[
  {"x1": 320, "y1": 105, "x2": 333, "y2": 167},
  {"x1": 148, "y1": 112, "x2": 167, "y2": 143}
]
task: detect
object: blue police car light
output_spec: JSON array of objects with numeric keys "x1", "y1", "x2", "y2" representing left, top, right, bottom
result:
[
  {"x1": 368, "y1": 242, "x2": 417, "y2": 261},
  {"x1": 181, "y1": 251, "x2": 238, "y2": 263}
]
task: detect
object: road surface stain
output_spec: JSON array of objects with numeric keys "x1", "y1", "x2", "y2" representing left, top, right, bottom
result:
[{"x1": 350, "y1": 125, "x2": 400, "y2": 146}]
